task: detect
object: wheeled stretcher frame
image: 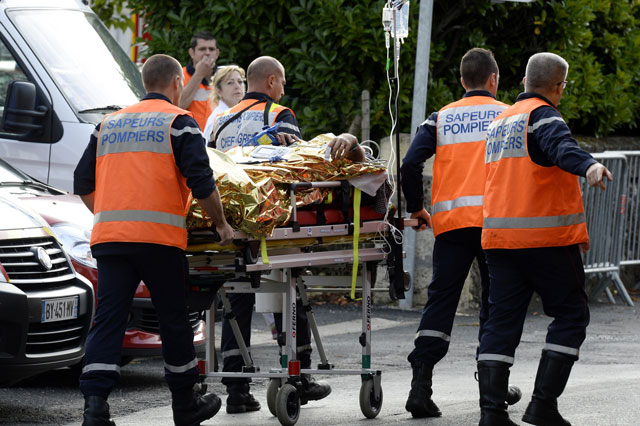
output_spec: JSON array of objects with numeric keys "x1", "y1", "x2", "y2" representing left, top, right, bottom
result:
[{"x1": 187, "y1": 181, "x2": 414, "y2": 426}]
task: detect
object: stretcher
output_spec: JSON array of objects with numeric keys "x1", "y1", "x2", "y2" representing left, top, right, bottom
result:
[{"x1": 186, "y1": 180, "x2": 417, "y2": 426}]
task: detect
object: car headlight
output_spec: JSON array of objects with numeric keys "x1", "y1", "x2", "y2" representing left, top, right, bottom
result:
[{"x1": 50, "y1": 223, "x2": 97, "y2": 269}]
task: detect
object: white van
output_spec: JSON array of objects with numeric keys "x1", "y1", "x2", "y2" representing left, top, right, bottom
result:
[{"x1": 0, "y1": 0, "x2": 144, "y2": 192}]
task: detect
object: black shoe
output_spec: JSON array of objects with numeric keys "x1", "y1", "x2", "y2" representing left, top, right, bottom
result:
[
  {"x1": 477, "y1": 361, "x2": 519, "y2": 426},
  {"x1": 405, "y1": 363, "x2": 442, "y2": 418},
  {"x1": 298, "y1": 374, "x2": 331, "y2": 404},
  {"x1": 172, "y1": 391, "x2": 221, "y2": 426},
  {"x1": 226, "y1": 383, "x2": 261, "y2": 414},
  {"x1": 522, "y1": 350, "x2": 575, "y2": 426},
  {"x1": 82, "y1": 396, "x2": 116, "y2": 426},
  {"x1": 506, "y1": 385, "x2": 523, "y2": 405}
]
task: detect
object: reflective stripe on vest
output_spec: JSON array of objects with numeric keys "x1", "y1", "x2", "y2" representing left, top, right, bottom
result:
[
  {"x1": 193, "y1": 88, "x2": 210, "y2": 101},
  {"x1": 483, "y1": 212, "x2": 586, "y2": 230},
  {"x1": 91, "y1": 99, "x2": 192, "y2": 250},
  {"x1": 436, "y1": 103, "x2": 505, "y2": 145},
  {"x1": 482, "y1": 97, "x2": 588, "y2": 249},
  {"x1": 431, "y1": 96, "x2": 507, "y2": 236},
  {"x1": 94, "y1": 209, "x2": 186, "y2": 228},
  {"x1": 485, "y1": 112, "x2": 528, "y2": 163},
  {"x1": 183, "y1": 67, "x2": 211, "y2": 130},
  {"x1": 213, "y1": 99, "x2": 291, "y2": 152},
  {"x1": 98, "y1": 112, "x2": 174, "y2": 156},
  {"x1": 432, "y1": 195, "x2": 484, "y2": 215}
]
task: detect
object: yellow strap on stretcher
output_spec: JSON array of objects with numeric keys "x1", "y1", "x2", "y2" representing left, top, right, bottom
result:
[
  {"x1": 261, "y1": 237, "x2": 270, "y2": 264},
  {"x1": 351, "y1": 188, "x2": 361, "y2": 300}
]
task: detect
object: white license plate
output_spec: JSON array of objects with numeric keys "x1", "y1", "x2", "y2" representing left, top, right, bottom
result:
[{"x1": 41, "y1": 296, "x2": 79, "y2": 323}]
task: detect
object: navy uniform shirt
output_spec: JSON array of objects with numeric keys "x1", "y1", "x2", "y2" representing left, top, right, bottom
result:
[
  {"x1": 518, "y1": 92, "x2": 596, "y2": 176},
  {"x1": 401, "y1": 91, "x2": 597, "y2": 214},
  {"x1": 73, "y1": 92, "x2": 216, "y2": 255}
]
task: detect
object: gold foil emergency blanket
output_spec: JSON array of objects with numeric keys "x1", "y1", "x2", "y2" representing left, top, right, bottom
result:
[{"x1": 186, "y1": 134, "x2": 386, "y2": 238}]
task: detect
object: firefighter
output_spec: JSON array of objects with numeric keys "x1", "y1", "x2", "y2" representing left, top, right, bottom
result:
[
  {"x1": 401, "y1": 47, "x2": 521, "y2": 418},
  {"x1": 74, "y1": 53, "x2": 233, "y2": 426},
  {"x1": 477, "y1": 51, "x2": 612, "y2": 426}
]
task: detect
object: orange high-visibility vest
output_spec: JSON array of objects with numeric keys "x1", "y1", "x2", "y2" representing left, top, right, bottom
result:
[
  {"x1": 212, "y1": 98, "x2": 293, "y2": 152},
  {"x1": 432, "y1": 95, "x2": 508, "y2": 236},
  {"x1": 91, "y1": 99, "x2": 192, "y2": 250},
  {"x1": 482, "y1": 97, "x2": 589, "y2": 249},
  {"x1": 183, "y1": 66, "x2": 212, "y2": 130}
]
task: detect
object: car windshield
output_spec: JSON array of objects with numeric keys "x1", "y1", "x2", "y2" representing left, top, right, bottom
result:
[{"x1": 8, "y1": 8, "x2": 144, "y2": 119}]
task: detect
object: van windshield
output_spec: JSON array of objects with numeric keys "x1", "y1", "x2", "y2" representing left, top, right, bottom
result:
[{"x1": 9, "y1": 9, "x2": 145, "y2": 120}]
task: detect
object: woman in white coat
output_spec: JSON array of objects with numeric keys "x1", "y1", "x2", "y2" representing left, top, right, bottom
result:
[{"x1": 202, "y1": 65, "x2": 246, "y2": 142}]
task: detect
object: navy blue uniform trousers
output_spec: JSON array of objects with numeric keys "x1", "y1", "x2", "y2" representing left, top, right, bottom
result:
[
  {"x1": 80, "y1": 245, "x2": 199, "y2": 399},
  {"x1": 408, "y1": 227, "x2": 490, "y2": 367},
  {"x1": 221, "y1": 293, "x2": 311, "y2": 386},
  {"x1": 478, "y1": 244, "x2": 590, "y2": 364}
]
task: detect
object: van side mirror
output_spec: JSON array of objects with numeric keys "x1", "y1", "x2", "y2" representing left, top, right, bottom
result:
[{"x1": 3, "y1": 80, "x2": 47, "y2": 135}]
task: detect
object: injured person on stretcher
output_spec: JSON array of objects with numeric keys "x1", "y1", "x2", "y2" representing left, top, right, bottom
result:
[
  {"x1": 182, "y1": 133, "x2": 398, "y2": 420},
  {"x1": 185, "y1": 133, "x2": 388, "y2": 239}
]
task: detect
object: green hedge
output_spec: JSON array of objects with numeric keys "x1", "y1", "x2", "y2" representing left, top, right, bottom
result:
[{"x1": 124, "y1": 0, "x2": 640, "y2": 139}]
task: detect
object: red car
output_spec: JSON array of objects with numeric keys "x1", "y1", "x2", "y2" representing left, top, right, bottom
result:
[{"x1": 1, "y1": 158, "x2": 206, "y2": 362}]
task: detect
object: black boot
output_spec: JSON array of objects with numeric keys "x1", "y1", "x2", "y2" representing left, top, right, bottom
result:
[
  {"x1": 226, "y1": 382, "x2": 261, "y2": 414},
  {"x1": 82, "y1": 396, "x2": 116, "y2": 426},
  {"x1": 405, "y1": 363, "x2": 442, "y2": 418},
  {"x1": 475, "y1": 368, "x2": 522, "y2": 405},
  {"x1": 477, "y1": 361, "x2": 519, "y2": 426},
  {"x1": 298, "y1": 373, "x2": 331, "y2": 404},
  {"x1": 172, "y1": 390, "x2": 221, "y2": 426},
  {"x1": 522, "y1": 350, "x2": 575, "y2": 426}
]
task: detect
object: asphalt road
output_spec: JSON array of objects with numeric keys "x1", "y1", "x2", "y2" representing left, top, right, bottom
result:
[{"x1": 1, "y1": 296, "x2": 639, "y2": 426}]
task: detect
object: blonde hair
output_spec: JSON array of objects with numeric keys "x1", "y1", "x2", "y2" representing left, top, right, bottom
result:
[{"x1": 210, "y1": 65, "x2": 246, "y2": 105}]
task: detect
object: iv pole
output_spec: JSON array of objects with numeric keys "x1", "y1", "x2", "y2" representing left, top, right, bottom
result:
[{"x1": 386, "y1": 3, "x2": 409, "y2": 300}]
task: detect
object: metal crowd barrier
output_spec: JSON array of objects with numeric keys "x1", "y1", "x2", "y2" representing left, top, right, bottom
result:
[
  {"x1": 604, "y1": 151, "x2": 640, "y2": 269},
  {"x1": 580, "y1": 152, "x2": 634, "y2": 306}
]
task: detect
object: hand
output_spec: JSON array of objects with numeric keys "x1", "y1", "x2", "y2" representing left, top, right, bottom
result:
[
  {"x1": 327, "y1": 133, "x2": 358, "y2": 161},
  {"x1": 410, "y1": 208, "x2": 432, "y2": 231},
  {"x1": 586, "y1": 163, "x2": 613, "y2": 190},
  {"x1": 579, "y1": 241, "x2": 590, "y2": 253},
  {"x1": 194, "y1": 56, "x2": 216, "y2": 78},
  {"x1": 215, "y1": 222, "x2": 234, "y2": 246},
  {"x1": 274, "y1": 132, "x2": 301, "y2": 146}
]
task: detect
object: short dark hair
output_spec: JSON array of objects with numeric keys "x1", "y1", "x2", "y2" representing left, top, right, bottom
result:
[
  {"x1": 141, "y1": 54, "x2": 182, "y2": 92},
  {"x1": 460, "y1": 48, "x2": 499, "y2": 88},
  {"x1": 190, "y1": 31, "x2": 216, "y2": 50}
]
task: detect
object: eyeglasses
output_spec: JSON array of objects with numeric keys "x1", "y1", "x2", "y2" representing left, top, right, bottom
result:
[{"x1": 557, "y1": 80, "x2": 568, "y2": 88}]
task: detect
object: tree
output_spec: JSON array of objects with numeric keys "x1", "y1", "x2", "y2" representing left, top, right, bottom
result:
[
  {"x1": 90, "y1": 0, "x2": 133, "y2": 32},
  {"x1": 127, "y1": 0, "x2": 640, "y2": 139}
]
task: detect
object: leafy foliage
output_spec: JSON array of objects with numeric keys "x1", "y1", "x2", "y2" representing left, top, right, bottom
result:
[
  {"x1": 90, "y1": 0, "x2": 133, "y2": 32},
  {"x1": 127, "y1": 0, "x2": 640, "y2": 138}
]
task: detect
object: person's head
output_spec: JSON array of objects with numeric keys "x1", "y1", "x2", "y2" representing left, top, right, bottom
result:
[
  {"x1": 188, "y1": 31, "x2": 219, "y2": 66},
  {"x1": 246, "y1": 56, "x2": 286, "y2": 102},
  {"x1": 141, "y1": 54, "x2": 183, "y2": 104},
  {"x1": 523, "y1": 52, "x2": 569, "y2": 107},
  {"x1": 459, "y1": 48, "x2": 500, "y2": 96},
  {"x1": 211, "y1": 65, "x2": 246, "y2": 108}
]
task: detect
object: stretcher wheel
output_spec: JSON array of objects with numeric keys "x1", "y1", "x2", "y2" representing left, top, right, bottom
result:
[
  {"x1": 359, "y1": 378, "x2": 383, "y2": 419},
  {"x1": 275, "y1": 383, "x2": 300, "y2": 426},
  {"x1": 266, "y1": 378, "x2": 281, "y2": 416}
]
